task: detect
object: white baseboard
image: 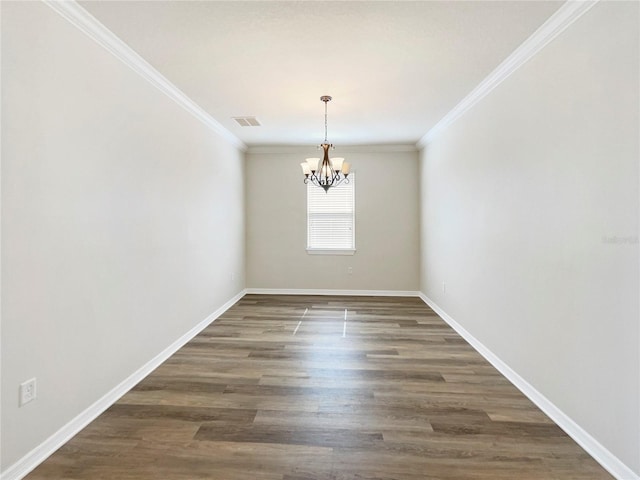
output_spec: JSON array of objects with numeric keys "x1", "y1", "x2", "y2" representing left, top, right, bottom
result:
[
  {"x1": 0, "y1": 289, "x2": 247, "y2": 480},
  {"x1": 418, "y1": 292, "x2": 639, "y2": 480},
  {"x1": 245, "y1": 288, "x2": 420, "y2": 297}
]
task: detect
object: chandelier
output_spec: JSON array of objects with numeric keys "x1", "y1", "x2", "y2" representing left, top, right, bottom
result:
[{"x1": 300, "y1": 95, "x2": 351, "y2": 192}]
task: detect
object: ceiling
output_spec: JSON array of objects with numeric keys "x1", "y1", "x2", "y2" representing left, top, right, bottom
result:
[{"x1": 80, "y1": 1, "x2": 563, "y2": 147}]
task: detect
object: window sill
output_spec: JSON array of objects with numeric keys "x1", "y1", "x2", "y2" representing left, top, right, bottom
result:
[{"x1": 306, "y1": 249, "x2": 356, "y2": 256}]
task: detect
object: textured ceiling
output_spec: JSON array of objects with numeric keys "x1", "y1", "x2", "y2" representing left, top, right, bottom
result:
[{"x1": 80, "y1": 1, "x2": 563, "y2": 146}]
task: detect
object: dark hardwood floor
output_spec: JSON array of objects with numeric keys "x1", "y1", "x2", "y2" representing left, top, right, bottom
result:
[{"x1": 26, "y1": 294, "x2": 612, "y2": 479}]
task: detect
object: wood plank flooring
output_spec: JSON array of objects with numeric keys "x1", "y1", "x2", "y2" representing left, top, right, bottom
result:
[{"x1": 26, "y1": 295, "x2": 613, "y2": 479}]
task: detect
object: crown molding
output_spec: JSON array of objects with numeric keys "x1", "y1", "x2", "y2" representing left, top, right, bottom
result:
[
  {"x1": 43, "y1": 0, "x2": 247, "y2": 152},
  {"x1": 417, "y1": 0, "x2": 599, "y2": 149},
  {"x1": 247, "y1": 144, "x2": 418, "y2": 155}
]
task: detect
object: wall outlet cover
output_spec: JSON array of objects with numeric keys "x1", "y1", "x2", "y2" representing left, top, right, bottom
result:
[{"x1": 20, "y1": 378, "x2": 37, "y2": 406}]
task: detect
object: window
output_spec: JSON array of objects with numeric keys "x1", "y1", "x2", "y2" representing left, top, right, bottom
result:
[{"x1": 307, "y1": 174, "x2": 355, "y2": 254}]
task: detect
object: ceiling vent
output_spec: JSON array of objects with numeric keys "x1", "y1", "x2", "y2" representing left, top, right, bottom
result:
[{"x1": 233, "y1": 116, "x2": 261, "y2": 127}]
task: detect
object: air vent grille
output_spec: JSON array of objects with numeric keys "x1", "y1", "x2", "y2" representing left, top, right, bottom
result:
[{"x1": 233, "y1": 116, "x2": 261, "y2": 127}]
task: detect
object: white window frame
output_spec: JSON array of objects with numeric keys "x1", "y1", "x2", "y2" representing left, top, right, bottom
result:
[{"x1": 306, "y1": 173, "x2": 355, "y2": 255}]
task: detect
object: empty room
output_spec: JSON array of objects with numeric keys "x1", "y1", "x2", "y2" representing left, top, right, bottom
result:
[{"x1": 1, "y1": 1, "x2": 638, "y2": 479}]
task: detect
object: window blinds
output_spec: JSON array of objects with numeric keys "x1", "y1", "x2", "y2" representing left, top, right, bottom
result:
[{"x1": 307, "y1": 174, "x2": 355, "y2": 250}]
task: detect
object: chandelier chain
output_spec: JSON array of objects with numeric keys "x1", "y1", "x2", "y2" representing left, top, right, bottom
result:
[{"x1": 324, "y1": 100, "x2": 328, "y2": 142}]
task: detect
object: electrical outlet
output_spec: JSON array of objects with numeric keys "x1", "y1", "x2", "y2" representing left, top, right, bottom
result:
[
  {"x1": 231, "y1": 272, "x2": 235, "y2": 282},
  {"x1": 347, "y1": 266, "x2": 353, "y2": 275},
  {"x1": 20, "y1": 378, "x2": 37, "y2": 406},
  {"x1": 442, "y1": 281, "x2": 446, "y2": 293}
]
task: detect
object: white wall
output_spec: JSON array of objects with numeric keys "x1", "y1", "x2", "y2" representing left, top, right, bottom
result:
[
  {"x1": 419, "y1": 1, "x2": 639, "y2": 475},
  {"x1": 1, "y1": 1, "x2": 245, "y2": 471},
  {"x1": 246, "y1": 146, "x2": 419, "y2": 292}
]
